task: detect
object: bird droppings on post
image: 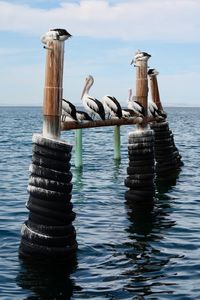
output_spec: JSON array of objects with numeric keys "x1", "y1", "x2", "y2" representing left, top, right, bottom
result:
[{"x1": 19, "y1": 29, "x2": 77, "y2": 262}]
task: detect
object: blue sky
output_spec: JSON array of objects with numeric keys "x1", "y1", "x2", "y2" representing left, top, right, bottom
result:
[{"x1": 0, "y1": 0, "x2": 200, "y2": 107}]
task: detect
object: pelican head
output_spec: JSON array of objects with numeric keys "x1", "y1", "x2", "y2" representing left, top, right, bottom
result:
[
  {"x1": 81, "y1": 75, "x2": 94, "y2": 99},
  {"x1": 148, "y1": 68, "x2": 159, "y2": 76}
]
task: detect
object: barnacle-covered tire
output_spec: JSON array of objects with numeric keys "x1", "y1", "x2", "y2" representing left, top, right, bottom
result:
[
  {"x1": 32, "y1": 153, "x2": 71, "y2": 172},
  {"x1": 29, "y1": 176, "x2": 73, "y2": 194},
  {"x1": 28, "y1": 185, "x2": 72, "y2": 202},
  {"x1": 32, "y1": 144, "x2": 71, "y2": 162},
  {"x1": 29, "y1": 164, "x2": 72, "y2": 183},
  {"x1": 27, "y1": 196, "x2": 73, "y2": 212},
  {"x1": 21, "y1": 222, "x2": 76, "y2": 247},
  {"x1": 27, "y1": 220, "x2": 75, "y2": 236}
]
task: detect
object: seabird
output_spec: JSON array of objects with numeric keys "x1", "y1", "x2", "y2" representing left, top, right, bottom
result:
[
  {"x1": 81, "y1": 75, "x2": 105, "y2": 120},
  {"x1": 101, "y1": 95, "x2": 122, "y2": 119},
  {"x1": 62, "y1": 99, "x2": 78, "y2": 122},
  {"x1": 76, "y1": 111, "x2": 93, "y2": 122},
  {"x1": 131, "y1": 49, "x2": 151, "y2": 65},
  {"x1": 41, "y1": 28, "x2": 72, "y2": 44},
  {"x1": 128, "y1": 94, "x2": 146, "y2": 117},
  {"x1": 148, "y1": 68, "x2": 159, "y2": 76},
  {"x1": 148, "y1": 99, "x2": 164, "y2": 119}
]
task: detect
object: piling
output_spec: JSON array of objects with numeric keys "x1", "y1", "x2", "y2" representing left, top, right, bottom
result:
[
  {"x1": 125, "y1": 51, "x2": 155, "y2": 204},
  {"x1": 75, "y1": 128, "x2": 83, "y2": 168},
  {"x1": 19, "y1": 29, "x2": 77, "y2": 261},
  {"x1": 148, "y1": 69, "x2": 183, "y2": 179}
]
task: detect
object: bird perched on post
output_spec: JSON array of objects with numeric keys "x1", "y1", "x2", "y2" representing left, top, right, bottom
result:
[
  {"x1": 148, "y1": 68, "x2": 159, "y2": 76},
  {"x1": 62, "y1": 99, "x2": 78, "y2": 123},
  {"x1": 41, "y1": 28, "x2": 72, "y2": 45},
  {"x1": 148, "y1": 100, "x2": 165, "y2": 119},
  {"x1": 81, "y1": 75, "x2": 105, "y2": 120},
  {"x1": 127, "y1": 90, "x2": 146, "y2": 117},
  {"x1": 101, "y1": 95, "x2": 122, "y2": 119},
  {"x1": 76, "y1": 111, "x2": 93, "y2": 122},
  {"x1": 130, "y1": 49, "x2": 151, "y2": 65}
]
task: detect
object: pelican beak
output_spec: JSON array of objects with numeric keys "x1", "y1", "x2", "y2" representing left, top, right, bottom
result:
[
  {"x1": 130, "y1": 59, "x2": 134, "y2": 65},
  {"x1": 81, "y1": 78, "x2": 88, "y2": 99}
]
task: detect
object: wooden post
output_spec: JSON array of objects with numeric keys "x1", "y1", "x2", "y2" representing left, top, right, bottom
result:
[
  {"x1": 42, "y1": 38, "x2": 65, "y2": 139},
  {"x1": 134, "y1": 52, "x2": 151, "y2": 127},
  {"x1": 114, "y1": 126, "x2": 121, "y2": 160},
  {"x1": 148, "y1": 70, "x2": 164, "y2": 111},
  {"x1": 75, "y1": 129, "x2": 83, "y2": 168}
]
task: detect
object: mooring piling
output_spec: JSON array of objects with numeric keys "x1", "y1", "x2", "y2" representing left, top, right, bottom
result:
[
  {"x1": 125, "y1": 51, "x2": 155, "y2": 204},
  {"x1": 42, "y1": 37, "x2": 65, "y2": 139},
  {"x1": 148, "y1": 69, "x2": 183, "y2": 178},
  {"x1": 19, "y1": 29, "x2": 77, "y2": 261}
]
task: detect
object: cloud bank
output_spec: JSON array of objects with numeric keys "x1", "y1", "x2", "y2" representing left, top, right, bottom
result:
[{"x1": 0, "y1": 0, "x2": 199, "y2": 42}]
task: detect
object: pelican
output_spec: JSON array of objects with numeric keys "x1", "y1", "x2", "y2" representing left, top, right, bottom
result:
[
  {"x1": 76, "y1": 111, "x2": 93, "y2": 122},
  {"x1": 148, "y1": 100, "x2": 164, "y2": 119},
  {"x1": 62, "y1": 99, "x2": 78, "y2": 122},
  {"x1": 131, "y1": 49, "x2": 151, "y2": 65},
  {"x1": 101, "y1": 95, "x2": 122, "y2": 119},
  {"x1": 41, "y1": 28, "x2": 72, "y2": 44},
  {"x1": 81, "y1": 75, "x2": 105, "y2": 120},
  {"x1": 148, "y1": 68, "x2": 159, "y2": 76},
  {"x1": 127, "y1": 92, "x2": 145, "y2": 117}
]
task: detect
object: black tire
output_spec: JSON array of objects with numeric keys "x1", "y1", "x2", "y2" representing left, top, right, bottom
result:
[
  {"x1": 129, "y1": 189, "x2": 155, "y2": 197},
  {"x1": 28, "y1": 185, "x2": 72, "y2": 202},
  {"x1": 128, "y1": 152, "x2": 154, "y2": 160},
  {"x1": 154, "y1": 145, "x2": 174, "y2": 152},
  {"x1": 29, "y1": 211, "x2": 75, "y2": 226},
  {"x1": 27, "y1": 220, "x2": 75, "y2": 236},
  {"x1": 19, "y1": 237, "x2": 78, "y2": 258},
  {"x1": 129, "y1": 136, "x2": 155, "y2": 144},
  {"x1": 125, "y1": 190, "x2": 154, "y2": 201},
  {"x1": 33, "y1": 144, "x2": 71, "y2": 162},
  {"x1": 154, "y1": 138, "x2": 173, "y2": 145},
  {"x1": 128, "y1": 149, "x2": 154, "y2": 156},
  {"x1": 29, "y1": 164, "x2": 72, "y2": 183},
  {"x1": 125, "y1": 172, "x2": 154, "y2": 180},
  {"x1": 27, "y1": 196, "x2": 73, "y2": 212},
  {"x1": 128, "y1": 130, "x2": 154, "y2": 138},
  {"x1": 125, "y1": 177, "x2": 155, "y2": 188},
  {"x1": 127, "y1": 142, "x2": 154, "y2": 150},
  {"x1": 32, "y1": 134, "x2": 72, "y2": 153},
  {"x1": 29, "y1": 176, "x2": 73, "y2": 194},
  {"x1": 21, "y1": 221, "x2": 76, "y2": 247},
  {"x1": 127, "y1": 166, "x2": 155, "y2": 174},
  {"x1": 27, "y1": 202, "x2": 75, "y2": 223},
  {"x1": 129, "y1": 159, "x2": 155, "y2": 167},
  {"x1": 32, "y1": 153, "x2": 71, "y2": 172}
]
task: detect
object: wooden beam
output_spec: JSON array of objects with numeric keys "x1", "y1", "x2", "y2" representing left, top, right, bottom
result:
[
  {"x1": 149, "y1": 73, "x2": 164, "y2": 111},
  {"x1": 61, "y1": 116, "x2": 146, "y2": 131}
]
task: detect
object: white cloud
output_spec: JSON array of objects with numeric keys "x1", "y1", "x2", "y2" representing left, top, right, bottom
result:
[{"x1": 0, "y1": 0, "x2": 199, "y2": 42}]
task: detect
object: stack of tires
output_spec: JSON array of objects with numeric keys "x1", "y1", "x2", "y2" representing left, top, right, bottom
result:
[
  {"x1": 150, "y1": 122, "x2": 183, "y2": 178},
  {"x1": 125, "y1": 129, "x2": 155, "y2": 205},
  {"x1": 19, "y1": 134, "x2": 77, "y2": 261}
]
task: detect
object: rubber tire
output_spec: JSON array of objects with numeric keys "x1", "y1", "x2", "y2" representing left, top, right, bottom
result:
[
  {"x1": 129, "y1": 136, "x2": 154, "y2": 144},
  {"x1": 29, "y1": 211, "x2": 75, "y2": 226},
  {"x1": 33, "y1": 144, "x2": 71, "y2": 162},
  {"x1": 28, "y1": 185, "x2": 72, "y2": 202},
  {"x1": 29, "y1": 175, "x2": 73, "y2": 194},
  {"x1": 27, "y1": 195, "x2": 73, "y2": 212},
  {"x1": 32, "y1": 153, "x2": 71, "y2": 172},
  {"x1": 127, "y1": 166, "x2": 155, "y2": 174},
  {"x1": 128, "y1": 142, "x2": 154, "y2": 150},
  {"x1": 29, "y1": 164, "x2": 72, "y2": 183},
  {"x1": 32, "y1": 133, "x2": 72, "y2": 153},
  {"x1": 27, "y1": 220, "x2": 75, "y2": 236}
]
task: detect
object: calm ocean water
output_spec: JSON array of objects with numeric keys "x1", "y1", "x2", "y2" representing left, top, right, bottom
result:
[{"x1": 0, "y1": 106, "x2": 200, "y2": 300}]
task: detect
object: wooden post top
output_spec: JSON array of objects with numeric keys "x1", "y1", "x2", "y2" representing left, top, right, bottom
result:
[
  {"x1": 148, "y1": 68, "x2": 164, "y2": 111},
  {"x1": 131, "y1": 50, "x2": 151, "y2": 127},
  {"x1": 41, "y1": 28, "x2": 71, "y2": 139}
]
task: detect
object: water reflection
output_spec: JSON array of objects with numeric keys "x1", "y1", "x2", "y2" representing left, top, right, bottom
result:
[
  {"x1": 16, "y1": 258, "x2": 79, "y2": 300},
  {"x1": 123, "y1": 173, "x2": 179, "y2": 298}
]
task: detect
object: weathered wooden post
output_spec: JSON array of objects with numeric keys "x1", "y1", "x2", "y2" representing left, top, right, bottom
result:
[
  {"x1": 125, "y1": 50, "x2": 155, "y2": 204},
  {"x1": 19, "y1": 29, "x2": 77, "y2": 261},
  {"x1": 148, "y1": 69, "x2": 183, "y2": 179}
]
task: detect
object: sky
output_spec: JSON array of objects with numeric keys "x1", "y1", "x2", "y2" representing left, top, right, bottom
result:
[{"x1": 0, "y1": 0, "x2": 200, "y2": 107}]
